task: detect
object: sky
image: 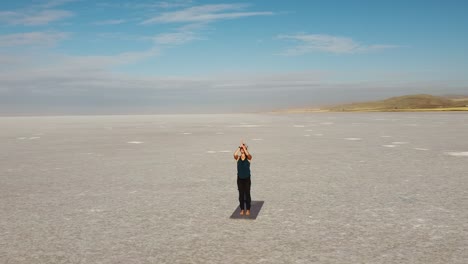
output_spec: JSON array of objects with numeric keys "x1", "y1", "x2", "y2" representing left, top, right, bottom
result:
[{"x1": 1, "y1": 0, "x2": 467, "y2": 114}]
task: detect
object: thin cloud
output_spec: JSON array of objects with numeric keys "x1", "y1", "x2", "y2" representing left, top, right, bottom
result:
[
  {"x1": 153, "y1": 0, "x2": 194, "y2": 9},
  {"x1": 95, "y1": 32, "x2": 149, "y2": 42},
  {"x1": 2, "y1": 55, "x2": 465, "y2": 114},
  {"x1": 39, "y1": 0, "x2": 78, "y2": 8},
  {"x1": 0, "y1": 32, "x2": 69, "y2": 47},
  {"x1": 278, "y1": 34, "x2": 400, "y2": 55},
  {"x1": 0, "y1": 9, "x2": 73, "y2": 25},
  {"x1": 59, "y1": 48, "x2": 161, "y2": 68},
  {"x1": 97, "y1": 1, "x2": 193, "y2": 10},
  {"x1": 93, "y1": 19, "x2": 126, "y2": 25},
  {"x1": 141, "y1": 4, "x2": 273, "y2": 24},
  {"x1": 143, "y1": 4, "x2": 273, "y2": 48},
  {"x1": 153, "y1": 31, "x2": 198, "y2": 45}
]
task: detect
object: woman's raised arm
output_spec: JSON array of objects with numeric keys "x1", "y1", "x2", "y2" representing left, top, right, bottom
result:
[{"x1": 233, "y1": 147, "x2": 240, "y2": 160}]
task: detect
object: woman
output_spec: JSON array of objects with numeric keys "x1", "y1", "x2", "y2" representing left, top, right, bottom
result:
[{"x1": 233, "y1": 140, "x2": 252, "y2": 216}]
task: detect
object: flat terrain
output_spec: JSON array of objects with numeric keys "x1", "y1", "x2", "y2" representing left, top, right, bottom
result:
[{"x1": 1, "y1": 113, "x2": 467, "y2": 263}]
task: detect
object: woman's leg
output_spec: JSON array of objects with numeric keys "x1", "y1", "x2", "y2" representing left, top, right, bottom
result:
[
  {"x1": 237, "y1": 178, "x2": 245, "y2": 210},
  {"x1": 238, "y1": 190, "x2": 245, "y2": 210},
  {"x1": 246, "y1": 179, "x2": 251, "y2": 210}
]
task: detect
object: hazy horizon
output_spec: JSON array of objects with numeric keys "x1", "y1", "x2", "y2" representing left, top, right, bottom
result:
[{"x1": 1, "y1": 0, "x2": 468, "y2": 115}]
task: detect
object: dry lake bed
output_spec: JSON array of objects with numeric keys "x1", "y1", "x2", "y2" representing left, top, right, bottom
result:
[{"x1": 1, "y1": 113, "x2": 467, "y2": 263}]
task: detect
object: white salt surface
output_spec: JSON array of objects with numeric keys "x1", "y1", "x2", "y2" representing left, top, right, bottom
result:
[
  {"x1": 127, "y1": 141, "x2": 143, "y2": 144},
  {"x1": 383, "y1": 144, "x2": 397, "y2": 148},
  {"x1": 445, "y1": 152, "x2": 468, "y2": 157},
  {"x1": 344, "y1": 138, "x2": 362, "y2": 141},
  {"x1": 229, "y1": 124, "x2": 262, "y2": 128},
  {"x1": 1, "y1": 113, "x2": 467, "y2": 264}
]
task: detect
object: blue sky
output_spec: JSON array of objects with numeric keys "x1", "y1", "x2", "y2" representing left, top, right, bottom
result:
[{"x1": 1, "y1": 0, "x2": 467, "y2": 114}]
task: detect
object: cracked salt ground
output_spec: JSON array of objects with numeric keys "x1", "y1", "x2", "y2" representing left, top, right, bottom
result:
[{"x1": 1, "y1": 113, "x2": 467, "y2": 264}]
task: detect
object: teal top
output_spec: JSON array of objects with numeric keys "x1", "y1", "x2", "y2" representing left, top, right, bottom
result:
[{"x1": 237, "y1": 157, "x2": 251, "y2": 179}]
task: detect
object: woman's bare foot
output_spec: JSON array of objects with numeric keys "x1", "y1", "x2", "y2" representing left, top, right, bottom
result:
[
  {"x1": 246, "y1": 210, "x2": 250, "y2": 216},
  {"x1": 240, "y1": 210, "x2": 244, "y2": 215}
]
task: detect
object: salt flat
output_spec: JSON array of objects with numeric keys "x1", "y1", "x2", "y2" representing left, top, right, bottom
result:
[{"x1": 1, "y1": 113, "x2": 467, "y2": 263}]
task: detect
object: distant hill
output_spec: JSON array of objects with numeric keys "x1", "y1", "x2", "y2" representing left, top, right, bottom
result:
[
  {"x1": 325, "y1": 94, "x2": 468, "y2": 112},
  {"x1": 270, "y1": 94, "x2": 468, "y2": 113}
]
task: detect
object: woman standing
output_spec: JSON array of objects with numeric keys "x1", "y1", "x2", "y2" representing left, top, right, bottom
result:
[{"x1": 233, "y1": 140, "x2": 252, "y2": 216}]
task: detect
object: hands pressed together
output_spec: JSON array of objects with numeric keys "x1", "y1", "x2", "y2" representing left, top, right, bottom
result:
[{"x1": 234, "y1": 139, "x2": 252, "y2": 160}]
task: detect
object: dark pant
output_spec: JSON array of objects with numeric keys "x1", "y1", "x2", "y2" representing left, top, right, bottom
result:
[{"x1": 237, "y1": 178, "x2": 251, "y2": 210}]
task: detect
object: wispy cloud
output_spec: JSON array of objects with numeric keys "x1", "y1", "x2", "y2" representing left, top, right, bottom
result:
[
  {"x1": 142, "y1": 4, "x2": 273, "y2": 48},
  {"x1": 141, "y1": 4, "x2": 273, "y2": 24},
  {"x1": 2, "y1": 53, "x2": 465, "y2": 114},
  {"x1": 0, "y1": 32, "x2": 68, "y2": 47},
  {"x1": 97, "y1": 1, "x2": 193, "y2": 10},
  {"x1": 278, "y1": 34, "x2": 400, "y2": 55},
  {"x1": 93, "y1": 19, "x2": 126, "y2": 25},
  {"x1": 153, "y1": 0, "x2": 194, "y2": 9},
  {"x1": 39, "y1": 0, "x2": 78, "y2": 8},
  {"x1": 59, "y1": 48, "x2": 161, "y2": 68},
  {"x1": 0, "y1": 0, "x2": 75, "y2": 26},
  {"x1": 153, "y1": 31, "x2": 198, "y2": 45},
  {"x1": 95, "y1": 32, "x2": 148, "y2": 42},
  {"x1": 0, "y1": 9, "x2": 73, "y2": 25}
]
